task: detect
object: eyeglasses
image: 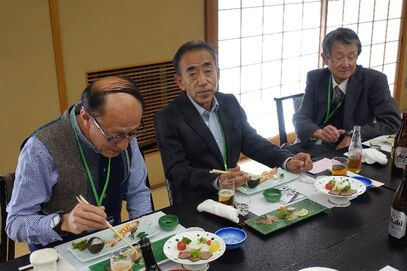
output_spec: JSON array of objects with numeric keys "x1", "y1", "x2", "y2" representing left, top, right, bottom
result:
[{"x1": 89, "y1": 113, "x2": 146, "y2": 143}]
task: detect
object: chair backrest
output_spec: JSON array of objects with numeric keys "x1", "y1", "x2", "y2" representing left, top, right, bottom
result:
[
  {"x1": 138, "y1": 141, "x2": 157, "y2": 212},
  {"x1": 274, "y1": 93, "x2": 304, "y2": 145},
  {"x1": 0, "y1": 173, "x2": 15, "y2": 262}
]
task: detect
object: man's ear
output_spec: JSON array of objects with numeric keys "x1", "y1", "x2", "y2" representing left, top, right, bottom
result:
[
  {"x1": 321, "y1": 52, "x2": 329, "y2": 66},
  {"x1": 79, "y1": 109, "x2": 92, "y2": 128},
  {"x1": 174, "y1": 74, "x2": 186, "y2": 91}
]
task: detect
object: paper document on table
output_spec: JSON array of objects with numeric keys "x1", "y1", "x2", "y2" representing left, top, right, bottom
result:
[{"x1": 308, "y1": 158, "x2": 332, "y2": 174}]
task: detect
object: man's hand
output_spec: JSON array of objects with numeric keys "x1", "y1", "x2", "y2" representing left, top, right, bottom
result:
[
  {"x1": 336, "y1": 135, "x2": 352, "y2": 150},
  {"x1": 61, "y1": 203, "x2": 108, "y2": 234},
  {"x1": 312, "y1": 125, "x2": 345, "y2": 143},
  {"x1": 219, "y1": 166, "x2": 249, "y2": 188},
  {"x1": 286, "y1": 152, "x2": 313, "y2": 173}
]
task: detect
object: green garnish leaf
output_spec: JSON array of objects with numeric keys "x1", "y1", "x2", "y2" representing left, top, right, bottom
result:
[
  {"x1": 72, "y1": 239, "x2": 88, "y2": 251},
  {"x1": 198, "y1": 237, "x2": 208, "y2": 244},
  {"x1": 136, "y1": 231, "x2": 148, "y2": 240},
  {"x1": 190, "y1": 248, "x2": 202, "y2": 259},
  {"x1": 182, "y1": 237, "x2": 192, "y2": 245}
]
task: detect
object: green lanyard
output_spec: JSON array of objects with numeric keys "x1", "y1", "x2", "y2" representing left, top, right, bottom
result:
[
  {"x1": 321, "y1": 76, "x2": 343, "y2": 127},
  {"x1": 69, "y1": 108, "x2": 111, "y2": 206}
]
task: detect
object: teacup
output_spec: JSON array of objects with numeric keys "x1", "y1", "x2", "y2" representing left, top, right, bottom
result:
[{"x1": 29, "y1": 248, "x2": 58, "y2": 271}]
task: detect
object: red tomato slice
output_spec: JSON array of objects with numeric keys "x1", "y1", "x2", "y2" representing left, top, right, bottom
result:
[
  {"x1": 207, "y1": 239, "x2": 211, "y2": 245},
  {"x1": 325, "y1": 183, "x2": 333, "y2": 190},
  {"x1": 177, "y1": 241, "x2": 186, "y2": 251}
]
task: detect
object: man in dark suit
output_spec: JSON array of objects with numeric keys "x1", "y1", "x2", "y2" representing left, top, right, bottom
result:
[
  {"x1": 289, "y1": 28, "x2": 400, "y2": 157},
  {"x1": 155, "y1": 40, "x2": 312, "y2": 203}
]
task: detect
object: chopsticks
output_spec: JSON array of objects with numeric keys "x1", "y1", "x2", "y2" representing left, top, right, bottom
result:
[
  {"x1": 209, "y1": 169, "x2": 229, "y2": 174},
  {"x1": 210, "y1": 169, "x2": 260, "y2": 178},
  {"x1": 76, "y1": 195, "x2": 139, "y2": 253}
]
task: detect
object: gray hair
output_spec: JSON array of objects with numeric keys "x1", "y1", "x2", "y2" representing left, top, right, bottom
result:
[
  {"x1": 322, "y1": 28, "x2": 362, "y2": 57},
  {"x1": 173, "y1": 40, "x2": 218, "y2": 75}
]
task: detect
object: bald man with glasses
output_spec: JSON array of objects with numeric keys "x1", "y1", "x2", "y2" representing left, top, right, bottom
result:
[{"x1": 6, "y1": 76, "x2": 152, "y2": 250}]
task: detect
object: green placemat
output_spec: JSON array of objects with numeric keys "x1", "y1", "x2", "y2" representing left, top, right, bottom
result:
[
  {"x1": 88, "y1": 236, "x2": 171, "y2": 271},
  {"x1": 245, "y1": 198, "x2": 327, "y2": 235}
]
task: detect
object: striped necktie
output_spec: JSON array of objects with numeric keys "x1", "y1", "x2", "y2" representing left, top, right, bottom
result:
[{"x1": 332, "y1": 86, "x2": 344, "y2": 106}]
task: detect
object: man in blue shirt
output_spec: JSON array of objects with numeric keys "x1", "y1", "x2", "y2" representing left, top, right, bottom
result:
[{"x1": 6, "y1": 76, "x2": 152, "y2": 249}]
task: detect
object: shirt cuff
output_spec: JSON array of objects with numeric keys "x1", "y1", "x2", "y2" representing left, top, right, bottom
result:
[
  {"x1": 282, "y1": 157, "x2": 292, "y2": 170},
  {"x1": 212, "y1": 177, "x2": 220, "y2": 190}
]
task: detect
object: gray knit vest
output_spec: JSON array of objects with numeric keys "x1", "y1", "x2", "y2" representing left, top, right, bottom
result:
[{"x1": 34, "y1": 107, "x2": 88, "y2": 213}]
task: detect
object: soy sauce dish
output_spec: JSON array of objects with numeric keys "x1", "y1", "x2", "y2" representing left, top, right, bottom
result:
[
  {"x1": 158, "y1": 214, "x2": 179, "y2": 231},
  {"x1": 215, "y1": 227, "x2": 247, "y2": 250}
]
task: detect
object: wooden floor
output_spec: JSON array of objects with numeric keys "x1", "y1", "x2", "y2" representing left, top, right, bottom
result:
[{"x1": 14, "y1": 186, "x2": 171, "y2": 257}]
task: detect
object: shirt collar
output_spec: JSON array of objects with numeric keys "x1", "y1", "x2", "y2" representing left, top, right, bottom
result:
[
  {"x1": 186, "y1": 93, "x2": 219, "y2": 116},
  {"x1": 71, "y1": 104, "x2": 99, "y2": 153},
  {"x1": 331, "y1": 75, "x2": 349, "y2": 95}
]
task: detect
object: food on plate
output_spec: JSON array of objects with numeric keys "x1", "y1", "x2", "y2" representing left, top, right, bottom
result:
[
  {"x1": 325, "y1": 178, "x2": 357, "y2": 196},
  {"x1": 106, "y1": 220, "x2": 140, "y2": 248},
  {"x1": 257, "y1": 206, "x2": 309, "y2": 225},
  {"x1": 259, "y1": 168, "x2": 278, "y2": 182},
  {"x1": 72, "y1": 239, "x2": 89, "y2": 251},
  {"x1": 244, "y1": 168, "x2": 280, "y2": 189},
  {"x1": 71, "y1": 236, "x2": 106, "y2": 254},
  {"x1": 176, "y1": 237, "x2": 191, "y2": 251},
  {"x1": 246, "y1": 177, "x2": 260, "y2": 188},
  {"x1": 174, "y1": 235, "x2": 215, "y2": 262},
  {"x1": 87, "y1": 236, "x2": 105, "y2": 254}
]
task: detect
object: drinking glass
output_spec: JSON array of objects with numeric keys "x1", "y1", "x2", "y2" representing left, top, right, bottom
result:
[
  {"x1": 218, "y1": 179, "x2": 235, "y2": 206},
  {"x1": 234, "y1": 193, "x2": 251, "y2": 218},
  {"x1": 331, "y1": 157, "x2": 348, "y2": 176},
  {"x1": 110, "y1": 248, "x2": 132, "y2": 271}
]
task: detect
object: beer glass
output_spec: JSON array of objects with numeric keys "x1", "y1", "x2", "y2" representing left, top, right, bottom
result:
[
  {"x1": 110, "y1": 248, "x2": 132, "y2": 271},
  {"x1": 218, "y1": 179, "x2": 235, "y2": 206},
  {"x1": 331, "y1": 157, "x2": 348, "y2": 176}
]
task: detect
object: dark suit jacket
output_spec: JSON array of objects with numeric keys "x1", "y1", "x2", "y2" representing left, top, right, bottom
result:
[
  {"x1": 293, "y1": 66, "x2": 401, "y2": 146},
  {"x1": 155, "y1": 92, "x2": 292, "y2": 202}
]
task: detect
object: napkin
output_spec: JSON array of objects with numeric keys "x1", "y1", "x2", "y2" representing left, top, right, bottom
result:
[
  {"x1": 197, "y1": 199, "x2": 239, "y2": 223},
  {"x1": 362, "y1": 148, "x2": 388, "y2": 165}
]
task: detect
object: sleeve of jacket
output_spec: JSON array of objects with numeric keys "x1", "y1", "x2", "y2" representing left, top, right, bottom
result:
[
  {"x1": 293, "y1": 71, "x2": 322, "y2": 144},
  {"x1": 360, "y1": 71, "x2": 401, "y2": 139},
  {"x1": 154, "y1": 109, "x2": 218, "y2": 196}
]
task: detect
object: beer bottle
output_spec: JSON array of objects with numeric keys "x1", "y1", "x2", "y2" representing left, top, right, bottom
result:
[
  {"x1": 392, "y1": 112, "x2": 407, "y2": 175},
  {"x1": 347, "y1": 125, "x2": 362, "y2": 173},
  {"x1": 139, "y1": 237, "x2": 162, "y2": 271},
  {"x1": 388, "y1": 165, "x2": 407, "y2": 246}
]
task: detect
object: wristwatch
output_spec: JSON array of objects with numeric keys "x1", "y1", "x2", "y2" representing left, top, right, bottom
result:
[
  {"x1": 345, "y1": 129, "x2": 353, "y2": 136},
  {"x1": 50, "y1": 211, "x2": 65, "y2": 234}
]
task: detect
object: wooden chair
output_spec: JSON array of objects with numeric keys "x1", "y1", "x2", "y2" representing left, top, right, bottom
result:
[
  {"x1": 274, "y1": 93, "x2": 304, "y2": 146},
  {"x1": 0, "y1": 173, "x2": 15, "y2": 262},
  {"x1": 139, "y1": 140, "x2": 158, "y2": 211}
]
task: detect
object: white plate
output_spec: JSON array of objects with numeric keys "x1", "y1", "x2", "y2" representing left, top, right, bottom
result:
[
  {"x1": 67, "y1": 220, "x2": 159, "y2": 262},
  {"x1": 237, "y1": 168, "x2": 298, "y2": 195},
  {"x1": 163, "y1": 231, "x2": 226, "y2": 266},
  {"x1": 314, "y1": 176, "x2": 366, "y2": 198}
]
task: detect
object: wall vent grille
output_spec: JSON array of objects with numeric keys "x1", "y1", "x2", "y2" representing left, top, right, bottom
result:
[{"x1": 86, "y1": 61, "x2": 180, "y2": 153}]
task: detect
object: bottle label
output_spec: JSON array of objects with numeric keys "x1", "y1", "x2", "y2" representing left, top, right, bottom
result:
[
  {"x1": 394, "y1": 147, "x2": 407, "y2": 168},
  {"x1": 389, "y1": 207, "x2": 407, "y2": 239}
]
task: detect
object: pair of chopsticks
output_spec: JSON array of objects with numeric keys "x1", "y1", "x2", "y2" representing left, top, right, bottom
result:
[
  {"x1": 209, "y1": 169, "x2": 260, "y2": 178},
  {"x1": 76, "y1": 195, "x2": 139, "y2": 253}
]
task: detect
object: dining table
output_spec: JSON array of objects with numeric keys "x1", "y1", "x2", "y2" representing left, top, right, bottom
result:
[{"x1": 2, "y1": 138, "x2": 407, "y2": 271}]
